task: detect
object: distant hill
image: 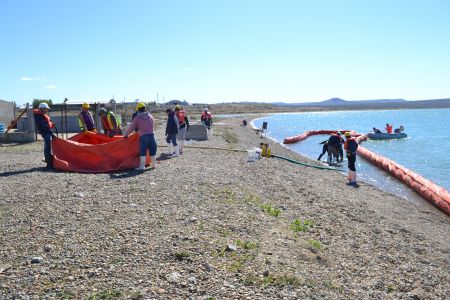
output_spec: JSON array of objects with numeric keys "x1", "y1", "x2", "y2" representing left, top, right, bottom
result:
[{"x1": 268, "y1": 98, "x2": 450, "y2": 109}]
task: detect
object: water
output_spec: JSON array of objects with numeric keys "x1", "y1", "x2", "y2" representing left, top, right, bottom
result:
[{"x1": 252, "y1": 109, "x2": 450, "y2": 208}]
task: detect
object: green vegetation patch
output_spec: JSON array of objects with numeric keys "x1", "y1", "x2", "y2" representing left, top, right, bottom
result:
[
  {"x1": 85, "y1": 290, "x2": 122, "y2": 300},
  {"x1": 222, "y1": 128, "x2": 239, "y2": 144},
  {"x1": 260, "y1": 203, "x2": 281, "y2": 217},
  {"x1": 308, "y1": 239, "x2": 322, "y2": 250},
  {"x1": 174, "y1": 250, "x2": 190, "y2": 261},
  {"x1": 290, "y1": 219, "x2": 314, "y2": 232},
  {"x1": 243, "y1": 274, "x2": 303, "y2": 287},
  {"x1": 214, "y1": 187, "x2": 237, "y2": 204},
  {"x1": 236, "y1": 239, "x2": 258, "y2": 250}
]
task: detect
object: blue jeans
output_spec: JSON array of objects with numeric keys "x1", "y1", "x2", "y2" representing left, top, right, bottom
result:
[
  {"x1": 42, "y1": 133, "x2": 52, "y2": 162},
  {"x1": 166, "y1": 133, "x2": 177, "y2": 146},
  {"x1": 139, "y1": 134, "x2": 157, "y2": 156}
]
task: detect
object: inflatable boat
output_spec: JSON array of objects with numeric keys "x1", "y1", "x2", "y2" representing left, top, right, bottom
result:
[{"x1": 367, "y1": 132, "x2": 407, "y2": 139}]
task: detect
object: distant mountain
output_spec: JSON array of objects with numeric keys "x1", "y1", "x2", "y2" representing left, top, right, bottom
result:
[
  {"x1": 235, "y1": 98, "x2": 450, "y2": 109},
  {"x1": 273, "y1": 98, "x2": 408, "y2": 107}
]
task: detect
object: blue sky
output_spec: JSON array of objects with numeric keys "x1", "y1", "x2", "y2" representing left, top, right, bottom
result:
[{"x1": 1, "y1": 0, "x2": 449, "y2": 104}]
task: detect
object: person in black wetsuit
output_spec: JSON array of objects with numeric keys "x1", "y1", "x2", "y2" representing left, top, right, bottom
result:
[
  {"x1": 317, "y1": 140, "x2": 328, "y2": 161},
  {"x1": 327, "y1": 132, "x2": 344, "y2": 163},
  {"x1": 373, "y1": 127, "x2": 382, "y2": 134}
]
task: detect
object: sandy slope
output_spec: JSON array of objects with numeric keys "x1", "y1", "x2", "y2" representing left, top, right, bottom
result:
[{"x1": 0, "y1": 117, "x2": 448, "y2": 299}]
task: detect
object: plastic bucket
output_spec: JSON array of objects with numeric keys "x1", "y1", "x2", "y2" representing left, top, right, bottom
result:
[{"x1": 247, "y1": 150, "x2": 258, "y2": 162}]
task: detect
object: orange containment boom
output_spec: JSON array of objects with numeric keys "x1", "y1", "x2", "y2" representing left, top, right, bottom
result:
[
  {"x1": 355, "y1": 134, "x2": 450, "y2": 215},
  {"x1": 52, "y1": 132, "x2": 151, "y2": 173},
  {"x1": 283, "y1": 130, "x2": 355, "y2": 144},
  {"x1": 283, "y1": 130, "x2": 450, "y2": 215}
]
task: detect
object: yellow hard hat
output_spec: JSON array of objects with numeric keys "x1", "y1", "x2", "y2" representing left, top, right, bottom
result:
[
  {"x1": 82, "y1": 102, "x2": 90, "y2": 108},
  {"x1": 344, "y1": 132, "x2": 351, "y2": 137},
  {"x1": 175, "y1": 105, "x2": 181, "y2": 110},
  {"x1": 136, "y1": 102, "x2": 146, "y2": 110}
]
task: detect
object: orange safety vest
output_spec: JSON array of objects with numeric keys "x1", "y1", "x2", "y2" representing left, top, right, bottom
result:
[
  {"x1": 201, "y1": 111, "x2": 212, "y2": 120},
  {"x1": 386, "y1": 125, "x2": 393, "y2": 133},
  {"x1": 101, "y1": 112, "x2": 121, "y2": 132},
  {"x1": 176, "y1": 110, "x2": 186, "y2": 125},
  {"x1": 33, "y1": 109, "x2": 55, "y2": 129}
]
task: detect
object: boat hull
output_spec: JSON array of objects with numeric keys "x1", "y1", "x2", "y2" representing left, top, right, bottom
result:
[{"x1": 367, "y1": 132, "x2": 407, "y2": 139}]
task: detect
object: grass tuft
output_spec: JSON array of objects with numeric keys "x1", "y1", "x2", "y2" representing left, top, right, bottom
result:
[
  {"x1": 290, "y1": 219, "x2": 314, "y2": 232},
  {"x1": 261, "y1": 203, "x2": 281, "y2": 217}
]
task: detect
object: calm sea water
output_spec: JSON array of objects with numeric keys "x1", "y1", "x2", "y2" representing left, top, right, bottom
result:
[{"x1": 252, "y1": 109, "x2": 450, "y2": 208}]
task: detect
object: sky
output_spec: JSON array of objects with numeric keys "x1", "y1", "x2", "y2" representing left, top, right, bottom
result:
[{"x1": 1, "y1": 0, "x2": 450, "y2": 105}]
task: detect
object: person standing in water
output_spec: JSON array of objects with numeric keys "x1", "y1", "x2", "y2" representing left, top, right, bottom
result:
[{"x1": 344, "y1": 131, "x2": 359, "y2": 185}]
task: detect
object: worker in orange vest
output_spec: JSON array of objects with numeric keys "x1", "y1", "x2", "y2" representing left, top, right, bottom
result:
[
  {"x1": 385, "y1": 123, "x2": 393, "y2": 134},
  {"x1": 33, "y1": 102, "x2": 55, "y2": 168},
  {"x1": 201, "y1": 108, "x2": 213, "y2": 130}
]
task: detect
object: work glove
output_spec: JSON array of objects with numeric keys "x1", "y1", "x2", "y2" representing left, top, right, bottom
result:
[
  {"x1": 92, "y1": 129, "x2": 97, "y2": 133},
  {"x1": 83, "y1": 130, "x2": 88, "y2": 134}
]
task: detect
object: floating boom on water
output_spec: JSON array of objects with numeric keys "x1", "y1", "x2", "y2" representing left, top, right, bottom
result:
[{"x1": 283, "y1": 130, "x2": 450, "y2": 215}]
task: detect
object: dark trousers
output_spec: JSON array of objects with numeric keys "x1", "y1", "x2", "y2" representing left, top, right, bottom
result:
[
  {"x1": 42, "y1": 133, "x2": 53, "y2": 164},
  {"x1": 166, "y1": 133, "x2": 177, "y2": 146},
  {"x1": 139, "y1": 134, "x2": 157, "y2": 156},
  {"x1": 347, "y1": 154, "x2": 356, "y2": 171}
]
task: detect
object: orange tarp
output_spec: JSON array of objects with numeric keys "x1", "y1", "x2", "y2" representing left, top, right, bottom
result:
[{"x1": 52, "y1": 132, "x2": 150, "y2": 173}]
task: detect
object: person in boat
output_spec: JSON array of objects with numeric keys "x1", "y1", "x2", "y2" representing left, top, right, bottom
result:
[
  {"x1": 124, "y1": 102, "x2": 157, "y2": 170},
  {"x1": 77, "y1": 102, "x2": 96, "y2": 133},
  {"x1": 344, "y1": 131, "x2": 359, "y2": 185},
  {"x1": 394, "y1": 125, "x2": 404, "y2": 133},
  {"x1": 33, "y1": 102, "x2": 55, "y2": 168},
  {"x1": 175, "y1": 105, "x2": 190, "y2": 155},
  {"x1": 385, "y1": 123, "x2": 393, "y2": 134},
  {"x1": 165, "y1": 107, "x2": 180, "y2": 157},
  {"x1": 98, "y1": 108, "x2": 122, "y2": 137},
  {"x1": 373, "y1": 127, "x2": 382, "y2": 134},
  {"x1": 317, "y1": 140, "x2": 328, "y2": 161},
  {"x1": 201, "y1": 108, "x2": 213, "y2": 130}
]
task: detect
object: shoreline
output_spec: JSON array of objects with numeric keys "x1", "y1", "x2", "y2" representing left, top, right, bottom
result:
[
  {"x1": 249, "y1": 113, "x2": 447, "y2": 214},
  {"x1": 0, "y1": 117, "x2": 449, "y2": 299}
]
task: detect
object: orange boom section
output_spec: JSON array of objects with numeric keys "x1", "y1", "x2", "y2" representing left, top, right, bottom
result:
[
  {"x1": 283, "y1": 130, "x2": 354, "y2": 144},
  {"x1": 355, "y1": 135, "x2": 450, "y2": 215},
  {"x1": 52, "y1": 132, "x2": 151, "y2": 173},
  {"x1": 283, "y1": 130, "x2": 450, "y2": 215}
]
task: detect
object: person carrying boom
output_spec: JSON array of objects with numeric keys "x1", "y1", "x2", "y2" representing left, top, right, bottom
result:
[
  {"x1": 98, "y1": 107, "x2": 122, "y2": 137},
  {"x1": 77, "y1": 102, "x2": 96, "y2": 133},
  {"x1": 123, "y1": 102, "x2": 157, "y2": 170}
]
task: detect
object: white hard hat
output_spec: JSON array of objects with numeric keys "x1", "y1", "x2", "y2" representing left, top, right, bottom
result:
[
  {"x1": 204, "y1": 108, "x2": 208, "y2": 112},
  {"x1": 39, "y1": 103, "x2": 50, "y2": 109}
]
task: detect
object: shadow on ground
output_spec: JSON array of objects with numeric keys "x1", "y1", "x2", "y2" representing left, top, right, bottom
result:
[{"x1": 0, "y1": 167, "x2": 54, "y2": 177}]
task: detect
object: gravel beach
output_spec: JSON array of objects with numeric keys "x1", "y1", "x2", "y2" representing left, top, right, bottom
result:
[{"x1": 1, "y1": 117, "x2": 449, "y2": 299}]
